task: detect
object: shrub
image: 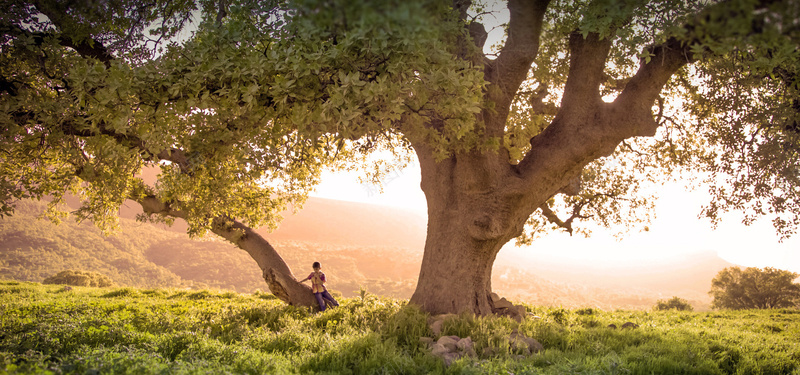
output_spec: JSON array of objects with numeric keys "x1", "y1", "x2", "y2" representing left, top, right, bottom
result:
[
  {"x1": 549, "y1": 308, "x2": 570, "y2": 325},
  {"x1": 654, "y1": 297, "x2": 694, "y2": 311},
  {"x1": 43, "y1": 270, "x2": 115, "y2": 287}
]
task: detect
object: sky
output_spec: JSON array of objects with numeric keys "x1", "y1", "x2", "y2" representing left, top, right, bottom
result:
[{"x1": 310, "y1": 1, "x2": 800, "y2": 274}]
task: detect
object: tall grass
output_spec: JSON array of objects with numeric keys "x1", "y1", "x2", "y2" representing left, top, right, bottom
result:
[{"x1": 1, "y1": 280, "x2": 798, "y2": 374}]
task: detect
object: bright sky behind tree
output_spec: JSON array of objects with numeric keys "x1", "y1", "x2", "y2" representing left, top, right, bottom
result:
[{"x1": 311, "y1": 0, "x2": 800, "y2": 274}]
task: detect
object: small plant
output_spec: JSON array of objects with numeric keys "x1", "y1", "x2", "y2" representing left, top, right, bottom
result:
[
  {"x1": 101, "y1": 287, "x2": 139, "y2": 298},
  {"x1": 575, "y1": 307, "x2": 595, "y2": 316},
  {"x1": 549, "y1": 308, "x2": 570, "y2": 325},
  {"x1": 358, "y1": 286, "x2": 370, "y2": 302},
  {"x1": 654, "y1": 296, "x2": 694, "y2": 311}
]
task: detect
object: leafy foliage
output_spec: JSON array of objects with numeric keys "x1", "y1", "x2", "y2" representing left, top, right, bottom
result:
[
  {"x1": 1, "y1": 0, "x2": 796, "y2": 242},
  {"x1": 42, "y1": 270, "x2": 114, "y2": 288},
  {"x1": 0, "y1": 0, "x2": 484, "y2": 236},
  {"x1": 655, "y1": 296, "x2": 694, "y2": 311},
  {"x1": 1, "y1": 282, "x2": 799, "y2": 374},
  {"x1": 710, "y1": 266, "x2": 800, "y2": 310}
]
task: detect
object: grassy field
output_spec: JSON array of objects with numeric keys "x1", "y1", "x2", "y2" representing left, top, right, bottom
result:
[{"x1": 1, "y1": 281, "x2": 798, "y2": 374}]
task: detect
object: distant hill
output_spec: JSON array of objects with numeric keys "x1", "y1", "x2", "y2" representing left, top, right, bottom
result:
[
  {"x1": 0, "y1": 200, "x2": 184, "y2": 288},
  {"x1": 0, "y1": 199, "x2": 424, "y2": 297},
  {"x1": 0, "y1": 197, "x2": 737, "y2": 310}
]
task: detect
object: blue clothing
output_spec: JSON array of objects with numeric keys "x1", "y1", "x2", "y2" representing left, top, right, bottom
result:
[{"x1": 315, "y1": 290, "x2": 338, "y2": 311}]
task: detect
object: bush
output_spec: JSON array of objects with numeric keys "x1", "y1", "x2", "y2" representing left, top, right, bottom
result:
[
  {"x1": 43, "y1": 270, "x2": 115, "y2": 288},
  {"x1": 654, "y1": 297, "x2": 694, "y2": 311}
]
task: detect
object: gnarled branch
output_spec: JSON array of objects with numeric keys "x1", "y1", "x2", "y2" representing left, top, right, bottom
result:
[{"x1": 538, "y1": 202, "x2": 588, "y2": 236}]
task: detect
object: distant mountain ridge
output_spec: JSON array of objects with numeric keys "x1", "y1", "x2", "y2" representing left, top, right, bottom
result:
[{"x1": 1, "y1": 197, "x2": 736, "y2": 310}]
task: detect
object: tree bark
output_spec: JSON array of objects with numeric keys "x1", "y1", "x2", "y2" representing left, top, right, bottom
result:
[
  {"x1": 210, "y1": 217, "x2": 318, "y2": 308},
  {"x1": 409, "y1": 146, "x2": 526, "y2": 315}
]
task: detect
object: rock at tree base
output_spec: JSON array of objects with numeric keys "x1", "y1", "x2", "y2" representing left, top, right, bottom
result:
[
  {"x1": 488, "y1": 293, "x2": 528, "y2": 322},
  {"x1": 430, "y1": 343, "x2": 449, "y2": 356},
  {"x1": 510, "y1": 332, "x2": 543, "y2": 355},
  {"x1": 427, "y1": 313, "x2": 457, "y2": 336},
  {"x1": 423, "y1": 331, "x2": 542, "y2": 366},
  {"x1": 494, "y1": 297, "x2": 514, "y2": 310},
  {"x1": 438, "y1": 336, "x2": 459, "y2": 352}
]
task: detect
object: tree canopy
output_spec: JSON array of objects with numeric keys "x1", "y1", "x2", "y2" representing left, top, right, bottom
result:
[
  {"x1": 3, "y1": 0, "x2": 798, "y2": 237},
  {"x1": 710, "y1": 266, "x2": 800, "y2": 309},
  {"x1": 2, "y1": 0, "x2": 799, "y2": 313}
]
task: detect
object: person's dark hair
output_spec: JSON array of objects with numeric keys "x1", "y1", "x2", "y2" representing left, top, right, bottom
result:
[{"x1": 312, "y1": 261, "x2": 321, "y2": 269}]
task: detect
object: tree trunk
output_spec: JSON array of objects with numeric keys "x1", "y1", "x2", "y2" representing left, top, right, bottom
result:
[
  {"x1": 410, "y1": 205, "x2": 507, "y2": 315},
  {"x1": 409, "y1": 147, "x2": 528, "y2": 315}
]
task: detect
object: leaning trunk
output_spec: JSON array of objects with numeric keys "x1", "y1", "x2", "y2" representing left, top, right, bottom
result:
[
  {"x1": 138, "y1": 195, "x2": 317, "y2": 308},
  {"x1": 211, "y1": 218, "x2": 318, "y2": 307}
]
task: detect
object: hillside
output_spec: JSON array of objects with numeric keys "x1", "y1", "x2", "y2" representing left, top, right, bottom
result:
[{"x1": 0, "y1": 198, "x2": 734, "y2": 309}]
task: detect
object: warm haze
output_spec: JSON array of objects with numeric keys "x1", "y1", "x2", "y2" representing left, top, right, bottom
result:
[{"x1": 311, "y1": 159, "x2": 800, "y2": 274}]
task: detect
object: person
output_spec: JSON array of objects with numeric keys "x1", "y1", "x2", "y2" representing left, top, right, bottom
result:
[{"x1": 301, "y1": 261, "x2": 339, "y2": 311}]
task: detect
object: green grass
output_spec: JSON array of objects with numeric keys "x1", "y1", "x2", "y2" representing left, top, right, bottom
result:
[{"x1": 1, "y1": 281, "x2": 798, "y2": 374}]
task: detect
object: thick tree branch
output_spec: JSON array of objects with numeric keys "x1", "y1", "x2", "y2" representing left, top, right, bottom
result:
[
  {"x1": 487, "y1": 0, "x2": 551, "y2": 96},
  {"x1": 27, "y1": 0, "x2": 114, "y2": 65},
  {"x1": 514, "y1": 32, "x2": 617, "y2": 185},
  {"x1": 136, "y1": 192, "x2": 316, "y2": 306},
  {"x1": 483, "y1": 0, "x2": 551, "y2": 135},
  {"x1": 0, "y1": 22, "x2": 114, "y2": 65},
  {"x1": 612, "y1": 0, "x2": 787, "y2": 136},
  {"x1": 560, "y1": 32, "x2": 613, "y2": 110},
  {"x1": 216, "y1": 0, "x2": 228, "y2": 27},
  {"x1": 515, "y1": 0, "x2": 764, "y2": 201},
  {"x1": 56, "y1": 35, "x2": 114, "y2": 66},
  {"x1": 612, "y1": 37, "x2": 692, "y2": 137}
]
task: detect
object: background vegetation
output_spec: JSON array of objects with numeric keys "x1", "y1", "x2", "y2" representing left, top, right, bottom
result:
[
  {"x1": 1, "y1": 281, "x2": 799, "y2": 374},
  {"x1": 710, "y1": 267, "x2": 800, "y2": 310},
  {"x1": 654, "y1": 296, "x2": 694, "y2": 312},
  {"x1": 43, "y1": 270, "x2": 114, "y2": 288}
]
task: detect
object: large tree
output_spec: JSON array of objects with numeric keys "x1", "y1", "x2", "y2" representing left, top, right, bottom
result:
[{"x1": 2, "y1": 0, "x2": 798, "y2": 315}]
